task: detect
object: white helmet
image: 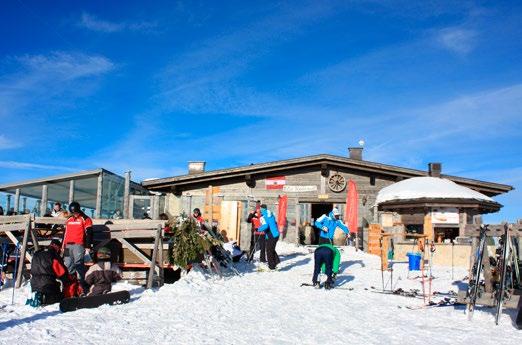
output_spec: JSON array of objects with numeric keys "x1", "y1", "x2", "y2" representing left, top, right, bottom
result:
[{"x1": 332, "y1": 208, "x2": 340, "y2": 216}]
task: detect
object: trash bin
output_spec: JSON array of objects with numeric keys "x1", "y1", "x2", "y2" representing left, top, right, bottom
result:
[{"x1": 406, "y1": 252, "x2": 422, "y2": 271}]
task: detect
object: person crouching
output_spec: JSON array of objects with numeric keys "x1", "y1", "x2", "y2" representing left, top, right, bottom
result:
[
  {"x1": 85, "y1": 247, "x2": 122, "y2": 296},
  {"x1": 312, "y1": 244, "x2": 335, "y2": 289},
  {"x1": 30, "y1": 239, "x2": 72, "y2": 305}
]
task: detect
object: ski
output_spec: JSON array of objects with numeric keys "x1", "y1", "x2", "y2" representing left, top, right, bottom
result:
[
  {"x1": 466, "y1": 224, "x2": 488, "y2": 320},
  {"x1": 494, "y1": 224, "x2": 510, "y2": 325},
  {"x1": 400, "y1": 298, "x2": 457, "y2": 310}
]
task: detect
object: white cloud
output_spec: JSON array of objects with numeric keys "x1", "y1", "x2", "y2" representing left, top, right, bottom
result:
[
  {"x1": 0, "y1": 161, "x2": 76, "y2": 172},
  {"x1": 79, "y1": 12, "x2": 157, "y2": 33},
  {"x1": 436, "y1": 27, "x2": 477, "y2": 54},
  {"x1": 0, "y1": 135, "x2": 20, "y2": 150}
]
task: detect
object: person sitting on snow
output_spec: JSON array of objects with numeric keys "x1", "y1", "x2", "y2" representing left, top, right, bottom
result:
[
  {"x1": 314, "y1": 207, "x2": 350, "y2": 245},
  {"x1": 85, "y1": 247, "x2": 122, "y2": 296},
  {"x1": 30, "y1": 239, "x2": 75, "y2": 305},
  {"x1": 222, "y1": 240, "x2": 245, "y2": 262},
  {"x1": 312, "y1": 244, "x2": 336, "y2": 289}
]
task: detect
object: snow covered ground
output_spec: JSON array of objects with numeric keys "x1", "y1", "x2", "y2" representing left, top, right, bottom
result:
[{"x1": 0, "y1": 243, "x2": 520, "y2": 345}]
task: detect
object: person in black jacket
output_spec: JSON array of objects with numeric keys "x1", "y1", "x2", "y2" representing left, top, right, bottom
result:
[
  {"x1": 30, "y1": 239, "x2": 71, "y2": 305},
  {"x1": 85, "y1": 247, "x2": 122, "y2": 296}
]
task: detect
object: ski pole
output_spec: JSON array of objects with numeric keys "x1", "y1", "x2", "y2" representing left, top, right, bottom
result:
[{"x1": 11, "y1": 243, "x2": 20, "y2": 305}]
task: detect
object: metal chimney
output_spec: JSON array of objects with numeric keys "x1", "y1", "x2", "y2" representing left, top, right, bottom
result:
[
  {"x1": 348, "y1": 147, "x2": 363, "y2": 160},
  {"x1": 428, "y1": 163, "x2": 442, "y2": 177}
]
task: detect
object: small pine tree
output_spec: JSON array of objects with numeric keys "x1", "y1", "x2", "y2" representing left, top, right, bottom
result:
[{"x1": 168, "y1": 216, "x2": 206, "y2": 269}]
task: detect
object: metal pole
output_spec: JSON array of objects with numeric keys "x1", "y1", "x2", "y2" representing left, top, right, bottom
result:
[
  {"x1": 40, "y1": 185, "x2": 48, "y2": 216},
  {"x1": 6, "y1": 195, "x2": 11, "y2": 213},
  {"x1": 14, "y1": 189, "x2": 20, "y2": 214},
  {"x1": 95, "y1": 173, "x2": 103, "y2": 219},
  {"x1": 123, "y1": 171, "x2": 131, "y2": 219},
  {"x1": 22, "y1": 197, "x2": 27, "y2": 214},
  {"x1": 68, "y1": 180, "x2": 75, "y2": 205}
]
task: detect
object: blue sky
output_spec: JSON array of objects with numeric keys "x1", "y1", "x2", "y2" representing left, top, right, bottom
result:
[{"x1": 0, "y1": 1, "x2": 521, "y2": 222}]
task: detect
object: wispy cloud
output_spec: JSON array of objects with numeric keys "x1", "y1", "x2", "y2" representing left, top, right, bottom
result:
[
  {"x1": 436, "y1": 26, "x2": 477, "y2": 54},
  {"x1": 0, "y1": 160, "x2": 76, "y2": 172},
  {"x1": 79, "y1": 12, "x2": 157, "y2": 33},
  {"x1": 0, "y1": 135, "x2": 21, "y2": 150}
]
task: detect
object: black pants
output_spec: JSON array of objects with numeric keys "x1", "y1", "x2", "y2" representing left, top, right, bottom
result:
[
  {"x1": 249, "y1": 233, "x2": 266, "y2": 262},
  {"x1": 266, "y1": 237, "x2": 280, "y2": 269},
  {"x1": 313, "y1": 246, "x2": 334, "y2": 284},
  {"x1": 318, "y1": 237, "x2": 332, "y2": 245}
]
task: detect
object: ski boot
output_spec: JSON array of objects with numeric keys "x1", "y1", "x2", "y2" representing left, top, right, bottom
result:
[
  {"x1": 313, "y1": 281, "x2": 321, "y2": 289},
  {"x1": 324, "y1": 282, "x2": 332, "y2": 290}
]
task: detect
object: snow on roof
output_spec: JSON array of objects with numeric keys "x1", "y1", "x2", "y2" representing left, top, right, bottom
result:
[{"x1": 375, "y1": 176, "x2": 494, "y2": 205}]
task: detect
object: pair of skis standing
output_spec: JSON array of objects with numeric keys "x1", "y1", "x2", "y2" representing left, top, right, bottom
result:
[{"x1": 466, "y1": 224, "x2": 522, "y2": 328}]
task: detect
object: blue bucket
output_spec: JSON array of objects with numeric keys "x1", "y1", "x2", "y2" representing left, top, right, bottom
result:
[{"x1": 406, "y1": 252, "x2": 422, "y2": 271}]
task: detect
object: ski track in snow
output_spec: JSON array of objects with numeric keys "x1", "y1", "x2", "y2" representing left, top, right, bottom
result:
[{"x1": 0, "y1": 243, "x2": 520, "y2": 345}]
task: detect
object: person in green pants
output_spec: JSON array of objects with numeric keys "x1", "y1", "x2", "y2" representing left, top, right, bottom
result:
[{"x1": 320, "y1": 243, "x2": 341, "y2": 280}]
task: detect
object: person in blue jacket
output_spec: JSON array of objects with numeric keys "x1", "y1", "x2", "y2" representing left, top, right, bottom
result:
[
  {"x1": 314, "y1": 207, "x2": 349, "y2": 245},
  {"x1": 258, "y1": 204, "x2": 280, "y2": 270}
]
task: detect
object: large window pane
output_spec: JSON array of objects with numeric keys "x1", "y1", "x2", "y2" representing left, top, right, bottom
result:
[{"x1": 101, "y1": 172, "x2": 124, "y2": 219}]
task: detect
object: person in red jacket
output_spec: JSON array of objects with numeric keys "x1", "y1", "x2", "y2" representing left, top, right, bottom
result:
[{"x1": 63, "y1": 201, "x2": 93, "y2": 294}]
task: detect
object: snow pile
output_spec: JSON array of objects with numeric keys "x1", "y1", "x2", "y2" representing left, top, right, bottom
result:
[
  {"x1": 375, "y1": 176, "x2": 494, "y2": 205},
  {"x1": 0, "y1": 242, "x2": 520, "y2": 344}
]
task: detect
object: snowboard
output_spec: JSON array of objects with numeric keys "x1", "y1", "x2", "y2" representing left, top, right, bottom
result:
[
  {"x1": 59, "y1": 290, "x2": 130, "y2": 313},
  {"x1": 516, "y1": 305, "x2": 522, "y2": 330}
]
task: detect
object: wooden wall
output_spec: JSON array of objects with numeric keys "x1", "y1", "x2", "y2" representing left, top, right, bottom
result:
[{"x1": 164, "y1": 166, "x2": 399, "y2": 249}]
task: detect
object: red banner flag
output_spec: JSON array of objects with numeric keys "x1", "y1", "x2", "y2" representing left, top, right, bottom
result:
[
  {"x1": 345, "y1": 180, "x2": 358, "y2": 234},
  {"x1": 277, "y1": 195, "x2": 288, "y2": 231}
]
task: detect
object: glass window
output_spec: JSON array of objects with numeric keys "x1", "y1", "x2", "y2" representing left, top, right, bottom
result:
[{"x1": 101, "y1": 172, "x2": 125, "y2": 219}]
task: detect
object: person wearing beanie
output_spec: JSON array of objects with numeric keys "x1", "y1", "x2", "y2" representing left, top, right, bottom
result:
[
  {"x1": 314, "y1": 207, "x2": 350, "y2": 245},
  {"x1": 85, "y1": 247, "x2": 122, "y2": 296}
]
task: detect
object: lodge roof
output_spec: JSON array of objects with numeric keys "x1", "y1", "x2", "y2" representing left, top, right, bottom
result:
[{"x1": 142, "y1": 154, "x2": 513, "y2": 197}]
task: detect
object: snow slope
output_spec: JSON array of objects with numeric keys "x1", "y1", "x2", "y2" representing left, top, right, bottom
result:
[{"x1": 0, "y1": 243, "x2": 520, "y2": 345}]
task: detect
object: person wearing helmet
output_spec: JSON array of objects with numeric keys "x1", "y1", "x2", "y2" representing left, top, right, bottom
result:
[
  {"x1": 85, "y1": 247, "x2": 122, "y2": 296},
  {"x1": 63, "y1": 201, "x2": 93, "y2": 294},
  {"x1": 30, "y1": 239, "x2": 73, "y2": 305},
  {"x1": 314, "y1": 207, "x2": 349, "y2": 245}
]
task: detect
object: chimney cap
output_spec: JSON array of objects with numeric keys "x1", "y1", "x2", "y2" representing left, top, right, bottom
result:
[
  {"x1": 428, "y1": 162, "x2": 442, "y2": 177},
  {"x1": 188, "y1": 161, "x2": 206, "y2": 175}
]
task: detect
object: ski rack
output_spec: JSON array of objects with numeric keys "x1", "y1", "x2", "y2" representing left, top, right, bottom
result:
[{"x1": 457, "y1": 223, "x2": 522, "y2": 309}]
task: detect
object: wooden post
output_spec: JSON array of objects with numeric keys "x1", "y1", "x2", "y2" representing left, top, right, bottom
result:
[
  {"x1": 152, "y1": 195, "x2": 160, "y2": 220},
  {"x1": 40, "y1": 185, "x2": 48, "y2": 216},
  {"x1": 423, "y1": 210, "x2": 434, "y2": 241},
  {"x1": 15, "y1": 220, "x2": 30, "y2": 288},
  {"x1": 68, "y1": 180, "x2": 75, "y2": 205},
  {"x1": 158, "y1": 234, "x2": 164, "y2": 286},
  {"x1": 294, "y1": 201, "x2": 300, "y2": 245},
  {"x1": 14, "y1": 189, "x2": 20, "y2": 214},
  {"x1": 147, "y1": 225, "x2": 161, "y2": 289},
  {"x1": 30, "y1": 227, "x2": 40, "y2": 252},
  {"x1": 123, "y1": 171, "x2": 131, "y2": 219},
  {"x1": 95, "y1": 173, "x2": 103, "y2": 219}
]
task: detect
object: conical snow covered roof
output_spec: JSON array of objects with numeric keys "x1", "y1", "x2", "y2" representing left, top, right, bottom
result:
[{"x1": 375, "y1": 176, "x2": 494, "y2": 206}]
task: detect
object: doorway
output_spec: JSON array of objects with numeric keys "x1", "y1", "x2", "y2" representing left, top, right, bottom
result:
[{"x1": 311, "y1": 203, "x2": 333, "y2": 244}]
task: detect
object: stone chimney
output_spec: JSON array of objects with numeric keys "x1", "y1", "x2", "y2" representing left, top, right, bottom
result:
[
  {"x1": 348, "y1": 147, "x2": 363, "y2": 160},
  {"x1": 428, "y1": 162, "x2": 442, "y2": 177},
  {"x1": 188, "y1": 161, "x2": 206, "y2": 175}
]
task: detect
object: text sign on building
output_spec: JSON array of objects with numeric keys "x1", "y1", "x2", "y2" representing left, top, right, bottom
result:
[
  {"x1": 265, "y1": 176, "x2": 286, "y2": 190},
  {"x1": 282, "y1": 185, "x2": 317, "y2": 193},
  {"x1": 431, "y1": 207, "x2": 459, "y2": 225}
]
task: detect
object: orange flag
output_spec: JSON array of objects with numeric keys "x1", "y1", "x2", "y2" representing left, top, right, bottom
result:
[
  {"x1": 345, "y1": 180, "x2": 358, "y2": 234},
  {"x1": 277, "y1": 195, "x2": 288, "y2": 231}
]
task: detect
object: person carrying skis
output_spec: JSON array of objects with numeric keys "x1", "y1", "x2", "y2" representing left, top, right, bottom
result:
[
  {"x1": 63, "y1": 201, "x2": 93, "y2": 294},
  {"x1": 85, "y1": 247, "x2": 122, "y2": 296},
  {"x1": 258, "y1": 204, "x2": 280, "y2": 270},
  {"x1": 312, "y1": 244, "x2": 336, "y2": 290},
  {"x1": 314, "y1": 207, "x2": 350, "y2": 245},
  {"x1": 30, "y1": 239, "x2": 76, "y2": 305}
]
